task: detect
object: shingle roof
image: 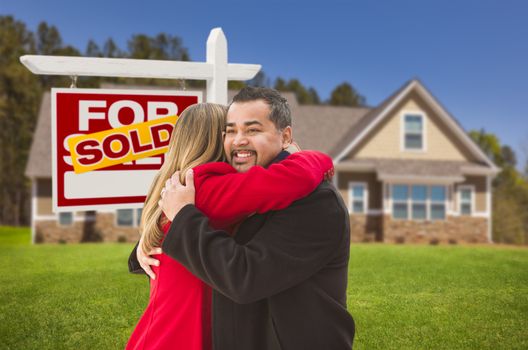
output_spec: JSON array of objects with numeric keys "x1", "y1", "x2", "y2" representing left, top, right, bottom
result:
[
  {"x1": 336, "y1": 158, "x2": 492, "y2": 180},
  {"x1": 292, "y1": 105, "x2": 370, "y2": 154},
  {"x1": 25, "y1": 92, "x2": 52, "y2": 178}
]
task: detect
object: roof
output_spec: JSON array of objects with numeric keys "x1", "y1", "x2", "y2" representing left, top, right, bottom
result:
[
  {"x1": 335, "y1": 158, "x2": 492, "y2": 182},
  {"x1": 25, "y1": 92, "x2": 52, "y2": 178},
  {"x1": 333, "y1": 79, "x2": 499, "y2": 173},
  {"x1": 293, "y1": 105, "x2": 370, "y2": 154}
]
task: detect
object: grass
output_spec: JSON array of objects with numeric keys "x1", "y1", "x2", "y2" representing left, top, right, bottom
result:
[
  {"x1": 1, "y1": 227, "x2": 527, "y2": 349},
  {"x1": 0, "y1": 225, "x2": 31, "y2": 245}
]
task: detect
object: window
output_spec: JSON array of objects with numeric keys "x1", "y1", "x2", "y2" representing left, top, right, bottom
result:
[
  {"x1": 404, "y1": 114, "x2": 424, "y2": 150},
  {"x1": 459, "y1": 187, "x2": 473, "y2": 216},
  {"x1": 392, "y1": 185, "x2": 409, "y2": 219},
  {"x1": 391, "y1": 184, "x2": 447, "y2": 221},
  {"x1": 117, "y1": 209, "x2": 134, "y2": 226},
  {"x1": 116, "y1": 208, "x2": 143, "y2": 227},
  {"x1": 411, "y1": 185, "x2": 427, "y2": 220},
  {"x1": 348, "y1": 183, "x2": 367, "y2": 214},
  {"x1": 136, "y1": 208, "x2": 143, "y2": 227},
  {"x1": 58, "y1": 212, "x2": 73, "y2": 226},
  {"x1": 431, "y1": 186, "x2": 446, "y2": 220}
]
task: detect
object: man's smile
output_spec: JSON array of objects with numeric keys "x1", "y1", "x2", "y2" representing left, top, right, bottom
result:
[{"x1": 232, "y1": 150, "x2": 256, "y2": 163}]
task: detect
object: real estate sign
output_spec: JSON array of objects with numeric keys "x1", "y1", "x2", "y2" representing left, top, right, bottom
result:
[{"x1": 52, "y1": 88, "x2": 201, "y2": 212}]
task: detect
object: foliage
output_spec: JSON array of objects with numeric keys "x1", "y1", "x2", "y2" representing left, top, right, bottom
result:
[
  {"x1": 0, "y1": 16, "x2": 194, "y2": 226},
  {"x1": 469, "y1": 129, "x2": 528, "y2": 244},
  {"x1": 0, "y1": 16, "x2": 41, "y2": 226},
  {"x1": 328, "y1": 82, "x2": 366, "y2": 107},
  {"x1": 274, "y1": 77, "x2": 320, "y2": 104},
  {"x1": 0, "y1": 231, "x2": 526, "y2": 349}
]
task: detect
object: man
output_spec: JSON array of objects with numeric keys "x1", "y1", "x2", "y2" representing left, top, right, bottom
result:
[{"x1": 131, "y1": 87, "x2": 355, "y2": 349}]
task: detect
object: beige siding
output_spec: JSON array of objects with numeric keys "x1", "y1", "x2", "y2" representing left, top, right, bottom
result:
[
  {"x1": 37, "y1": 197, "x2": 54, "y2": 215},
  {"x1": 337, "y1": 172, "x2": 381, "y2": 210},
  {"x1": 455, "y1": 176, "x2": 487, "y2": 213},
  {"x1": 349, "y1": 92, "x2": 478, "y2": 162}
]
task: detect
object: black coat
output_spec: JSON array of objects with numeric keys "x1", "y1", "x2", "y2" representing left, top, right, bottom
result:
[{"x1": 143, "y1": 180, "x2": 356, "y2": 350}]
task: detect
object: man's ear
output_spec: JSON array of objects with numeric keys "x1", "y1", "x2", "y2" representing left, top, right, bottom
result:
[{"x1": 281, "y1": 126, "x2": 292, "y2": 149}]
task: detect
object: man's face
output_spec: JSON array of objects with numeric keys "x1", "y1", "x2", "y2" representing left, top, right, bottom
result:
[{"x1": 224, "y1": 100, "x2": 292, "y2": 173}]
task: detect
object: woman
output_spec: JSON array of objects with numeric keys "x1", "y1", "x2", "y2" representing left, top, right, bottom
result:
[{"x1": 126, "y1": 103, "x2": 332, "y2": 350}]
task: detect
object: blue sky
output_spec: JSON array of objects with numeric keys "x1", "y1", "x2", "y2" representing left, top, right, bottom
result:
[{"x1": 3, "y1": 0, "x2": 528, "y2": 166}]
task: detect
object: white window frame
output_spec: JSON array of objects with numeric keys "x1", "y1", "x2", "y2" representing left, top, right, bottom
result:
[
  {"x1": 115, "y1": 208, "x2": 143, "y2": 227},
  {"x1": 348, "y1": 182, "x2": 368, "y2": 214},
  {"x1": 458, "y1": 185, "x2": 475, "y2": 216},
  {"x1": 401, "y1": 111, "x2": 427, "y2": 152}
]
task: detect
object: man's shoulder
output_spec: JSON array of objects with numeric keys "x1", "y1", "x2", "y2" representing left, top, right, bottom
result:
[
  {"x1": 297, "y1": 181, "x2": 344, "y2": 207},
  {"x1": 281, "y1": 181, "x2": 348, "y2": 224}
]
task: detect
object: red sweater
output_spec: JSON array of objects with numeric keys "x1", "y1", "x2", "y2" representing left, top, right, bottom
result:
[{"x1": 126, "y1": 151, "x2": 333, "y2": 350}]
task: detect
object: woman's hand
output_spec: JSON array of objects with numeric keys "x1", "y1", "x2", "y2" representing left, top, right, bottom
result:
[
  {"x1": 137, "y1": 235, "x2": 162, "y2": 280},
  {"x1": 158, "y1": 169, "x2": 196, "y2": 221}
]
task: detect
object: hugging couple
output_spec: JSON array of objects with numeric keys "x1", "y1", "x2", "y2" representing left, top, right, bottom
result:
[{"x1": 127, "y1": 86, "x2": 355, "y2": 350}]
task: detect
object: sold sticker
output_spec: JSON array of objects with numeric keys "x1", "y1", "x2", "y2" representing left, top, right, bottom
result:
[{"x1": 68, "y1": 115, "x2": 177, "y2": 174}]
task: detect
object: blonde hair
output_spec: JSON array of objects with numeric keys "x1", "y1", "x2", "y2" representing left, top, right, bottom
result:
[{"x1": 139, "y1": 103, "x2": 227, "y2": 253}]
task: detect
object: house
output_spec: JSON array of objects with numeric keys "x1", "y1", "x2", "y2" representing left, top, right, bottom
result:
[{"x1": 25, "y1": 79, "x2": 499, "y2": 244}]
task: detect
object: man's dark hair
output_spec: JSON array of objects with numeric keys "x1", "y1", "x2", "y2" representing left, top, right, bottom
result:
[{"x1": 231, "y1": 86, "x2": 291, "y2": 130}]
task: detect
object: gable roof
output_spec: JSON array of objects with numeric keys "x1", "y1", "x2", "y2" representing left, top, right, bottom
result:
[
  {"x1": 293, "y1": 105, "x2": 370, "y2": 154},
  {"x1": 333, "y1": 79, "x2": 499, "y2": 173},
  {"x1": 25, "y1": 92, "x2": 52, "y2": 178}
]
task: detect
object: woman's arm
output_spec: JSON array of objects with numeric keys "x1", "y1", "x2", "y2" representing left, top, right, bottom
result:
[{"x1": 193, "y1": 150, "x2": 333, "y2": 228}]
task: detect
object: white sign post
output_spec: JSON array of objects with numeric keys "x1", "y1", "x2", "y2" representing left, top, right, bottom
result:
[{"x1": 20, "y1": 27, "x2": 261, "y2": 105}]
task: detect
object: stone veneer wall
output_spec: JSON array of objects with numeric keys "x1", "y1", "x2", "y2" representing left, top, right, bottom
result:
[
  {"x1": 35, "y1": 221, "x2": 84, "y2": 243},
  {"x1": 349, "y1": 215, "x2": 383, "y2": 243},
  {"x1": 382, "y1": 215, "x2": 488, "y2": 244},
  {"x1": 35, "y1": 213, "x2": 141, "y2": 243}
]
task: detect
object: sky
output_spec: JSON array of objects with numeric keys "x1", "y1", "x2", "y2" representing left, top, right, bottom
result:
[{"x1": 3, "y1": 0, "x2": 528, "y2": 167}]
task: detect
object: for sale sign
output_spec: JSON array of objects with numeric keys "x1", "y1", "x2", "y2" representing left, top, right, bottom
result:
[{"x1": 52, "y1": 88, "x2": 201, "y2": 212}]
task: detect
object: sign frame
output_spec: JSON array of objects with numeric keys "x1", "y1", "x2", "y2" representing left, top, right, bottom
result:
[{"x1": 51, "y1": 87, "x2": 202, "y2": 212}]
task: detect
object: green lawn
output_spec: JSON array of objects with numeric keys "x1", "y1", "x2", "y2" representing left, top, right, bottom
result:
[{"x1": 1, "y1": 227, "x2": 527, "y2": 349}]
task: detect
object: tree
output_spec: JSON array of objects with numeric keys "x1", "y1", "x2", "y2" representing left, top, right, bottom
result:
[
  {"x1": 36, "y1": 22, "x2": 61, "y2": 55},
  {"x1": 0, "y1": 16, "x2": 41, "y2": 225},
  {"x1": 247, "y1": 71, "x2": 270, "y2": 88},
  {"x1": 501, "y1": 145, "x2": 517, "y2": 168},
  {"x1": 521, "y1": 135, "x2": 528, "y2": 179},
  {"x1": 102, "y1": 38, "x2": 122, "y2": 58},
  {"x1": 274, "y1": 77, "x2": 320, "y2": 104},
  {"x1": 85, "y1": 40, "x2": 102, "y2": 57},
  {"x1": 127, "y1": 33, "x2": 189, "y2": 61},
  {"x1": 328, "y1": 82, "x2": 365, "y2": 107},
  {"x1": 469, "y1": 129, "x2": 504, "y2": 167},
  {"x1": 469, "y1": 129, "x2": 528, "y2": 244}
]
